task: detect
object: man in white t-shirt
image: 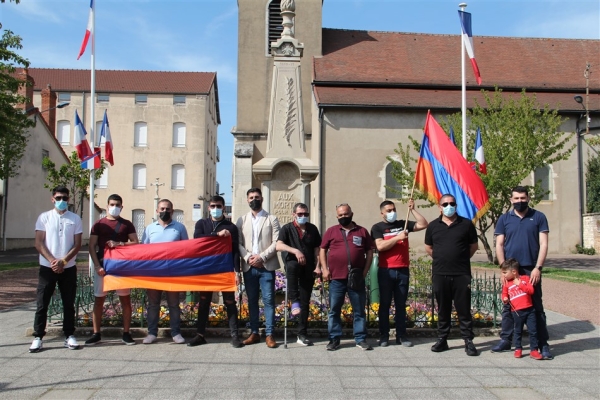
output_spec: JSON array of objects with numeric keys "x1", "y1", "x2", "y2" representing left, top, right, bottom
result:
[{"x1": 29, "y1": 186, "x2": 83, "y2": 353}]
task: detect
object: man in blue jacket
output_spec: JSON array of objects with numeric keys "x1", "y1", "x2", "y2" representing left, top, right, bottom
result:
[{"x1": 188, "y1": 195, "x2": 243, "y2": 348}]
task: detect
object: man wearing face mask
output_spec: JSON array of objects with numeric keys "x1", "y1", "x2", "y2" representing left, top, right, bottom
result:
[
  {"x1": 320, "y1": 203, "x2": 374, "y2": 351},
  {"x1": 236, "y1": 188, "x2": 281, "y2": 348},
  {"x1": 276, "y1": 203, "x2": 322, "y2": 346},
  {"x1": 188, "y1": 195, "x2": 244, "y2": 348},
  {"x1": 141, "y1": 199, "x2": 189, "y2": 344},
  {"x1": 370, "y1": 199, "x2": 428, "y2": 348},
  {"x1": 424, "y1": 194, "x2": 479, "y2": 356},
  {"x1": 85, "y1": 194, "x2": 139, "y2": 346},
  {"x1": 29, "y1": 186, "x2": 83, "y2": 353},
  {"x1": 492, "y1": 186, "x2": 552, "y2": 359}
]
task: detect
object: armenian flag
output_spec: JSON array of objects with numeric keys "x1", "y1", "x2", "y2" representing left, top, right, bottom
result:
[
  {"x1": 415, "y1": 111, "x2": 490, "y2": 223},
  {"x1": 103, "y1": 236, "x2": 235, "y2": 292}
]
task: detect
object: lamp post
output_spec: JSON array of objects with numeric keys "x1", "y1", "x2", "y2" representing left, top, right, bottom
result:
[{"x1": 24, "y1": 101, "x2": 70, "y2": 124}]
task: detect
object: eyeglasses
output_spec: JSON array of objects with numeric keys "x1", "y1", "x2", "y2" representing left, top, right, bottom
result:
[
  {"x1": 54, "y1": 196, "x2": 69, "y2": 201},
  {"x1": 296, "y1": 212, "x2": 309, "y2": 217},
  {"x1": 209, "y1": 204, "x2": 223, "y2": 209},
  {"x1": 335, "y1": 203, "x2": 349, "y2": 208},
  {"x1": 441, "y1": 202, "x2": 457, "y2": 207}
]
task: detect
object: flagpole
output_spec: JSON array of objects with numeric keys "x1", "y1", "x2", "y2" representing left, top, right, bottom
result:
[
  {"x1": 459, "y1": 2, "x2": 467, "y2": 159},
  {"x1": 403, "y1": 177, "x2": 417, "y2": 231},
  {"x1": 88, "y1": 0, "x2": 96, "y2": 277}
]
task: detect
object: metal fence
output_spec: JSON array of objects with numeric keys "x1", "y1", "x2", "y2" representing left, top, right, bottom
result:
[{"x1": 47, "y1": 259, "x2": 502, "y2": 329}]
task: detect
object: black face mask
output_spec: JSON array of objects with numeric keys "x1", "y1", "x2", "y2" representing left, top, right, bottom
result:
[
  {"x1": 249, "y1": 199, "x2": 262, "y2": 211},
  {"x1": 159, "y1": 211, "x2": 171, "y2": 222},
  {"x1": 513, "y1": 201, "x2": 529, "y2": 213},
  {"x1": 338, "y1": 216, "x2": 353, "y2": 227}
]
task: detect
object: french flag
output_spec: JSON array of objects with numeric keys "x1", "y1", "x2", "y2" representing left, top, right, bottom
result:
[
  {"x1": 100, "y1": 110, "x2": 114, "y2": 166},
  {"x1": 81, "y1": 148, "x2": 101, "y2": 170},
  {"x1": 74, "y1": 110, "x2": 93, "y2": 161},
  {"x1": 77, "y1": 0, "x2": 94, "y2": 60},
  {"x1": 474, "y1": 128, "x2": 487, "y2": 174},
  {"x1": 458, "y1": 10, "x2": 482, "y2": 85}
]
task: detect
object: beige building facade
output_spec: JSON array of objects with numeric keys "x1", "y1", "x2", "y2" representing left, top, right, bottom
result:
[
  {"x1": 27, "y1": 69, "x2": 220, "y2": 238},
  {"x1": 233, "y1": 0, "x2": 600, "y2": 254}
]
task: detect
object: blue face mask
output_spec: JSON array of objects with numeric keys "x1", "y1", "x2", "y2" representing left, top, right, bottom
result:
[
  {"x1": 210, "y1": 208, "x2": 223, "y2": 218},
  {"x1": 54, "y1": 200, "x2": 68, "y2": 211},
  {"x1": 296, "y1": 216, "x2": 308, "y2": 225},
  {"x1": 442, "y1": 205, "x2": 456, "y2": 217},
  {"x1": 385, "y1": 211, "x2": 397, "y2": 223}
]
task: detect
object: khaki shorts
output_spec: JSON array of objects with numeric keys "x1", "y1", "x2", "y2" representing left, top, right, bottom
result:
[{"x1": 94, "y1": 270, "x2": 130, "y2": 297}]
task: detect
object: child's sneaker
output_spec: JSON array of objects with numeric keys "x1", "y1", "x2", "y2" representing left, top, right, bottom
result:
[
  {"x1": 514, "y1": 348, "x2": 522, "y2": 358},
  {"x1": 64, "y1": 335, "x2": 80, "y2": 350},
  {"x1": 529, "y1": 349, "x2": 543, "y2": 360}
]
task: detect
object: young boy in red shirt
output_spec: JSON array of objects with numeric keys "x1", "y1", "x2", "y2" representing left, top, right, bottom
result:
[{"x1": 501, "y1": 258, "x2": 543, "y2": 360}]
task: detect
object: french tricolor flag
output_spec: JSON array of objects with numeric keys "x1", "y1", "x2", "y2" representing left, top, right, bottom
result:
[
  {"x1": 100, "y1": 110, "x2": 114, "y2": 166},
  {"x1": 81, "y1": 148, "x2": 101, "y2": 170},
  {"x1": 77, "y1": 0, "x2": 94, "y2": 60},
  {"x1": 74, "y1": 110, "x2": 93, "y2": 162},
  {"x1": 474, "y1": 128, "x2": 487, "y2": 175},
  {"x1": 458, "y1": 10, "x2": 482, "y2": 85}
]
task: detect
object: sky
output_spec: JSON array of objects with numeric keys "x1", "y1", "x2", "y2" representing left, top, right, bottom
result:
[{"x1": 2, "y1": 0, "x2": 599, "y2": 204}]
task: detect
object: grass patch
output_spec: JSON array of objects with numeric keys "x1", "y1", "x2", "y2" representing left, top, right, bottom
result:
[
  {"x1": 0, "y1": 261, "x2": 39, "y2": 272},
  {"x1": 472, "y1": 262, "x2": 600, "y2": 285}
]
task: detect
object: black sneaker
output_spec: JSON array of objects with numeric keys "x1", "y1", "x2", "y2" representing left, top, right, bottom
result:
[
  {"x1": 378, "y1": 338, "x2": 389, "y2": 347},
  {"x1": 85, "y1": 333, "x2": 101, "y2": 346},
  {"x1": 465, "y1": 339, "x2": 478, "y2": 356},
  {"x1": 187, "y1": 334, "x2": 208, "y2": 347},
  {"x1": 231, "y1": 335, "x2": 244, "y2": 348},
  {"x1": 297, "y1": 335, "x2": 314, "y2": 346},
  {"x1": 122, "y1": 332, "x2": 136, "y2": 346},
  {"x1": 431, "y1": 338, "x2": 449, "y2": 352},
  {"x1": 396, "y1": 336, "x2": 413, "y2": 347},
  {"x1": 326, "y1": 338, "x2": 340, "y2": 351},
  {"x1": 356, "y1": 341, "x2": 373, "y2": 351}
]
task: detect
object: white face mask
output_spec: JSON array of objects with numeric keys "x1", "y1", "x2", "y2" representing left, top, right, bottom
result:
[
  {"x1": 385, "y1": 211, "x2": 397, "y2": 223},
  {"x1": 108, "y1": 206, "x2": 122, "y2": 217}
]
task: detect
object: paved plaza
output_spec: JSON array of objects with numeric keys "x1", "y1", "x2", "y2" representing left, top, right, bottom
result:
[{"x1": 0, "y1": 302, "x2": 598, "y2": 399}]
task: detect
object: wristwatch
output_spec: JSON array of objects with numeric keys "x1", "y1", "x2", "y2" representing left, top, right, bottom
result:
[{"x1": 535, "y1": 265, "x2": 543, "y2": 272}]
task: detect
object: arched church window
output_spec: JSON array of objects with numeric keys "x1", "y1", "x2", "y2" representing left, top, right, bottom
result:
[{"x1": 266, "y1": 0, "x2": 283, "y2": 56}]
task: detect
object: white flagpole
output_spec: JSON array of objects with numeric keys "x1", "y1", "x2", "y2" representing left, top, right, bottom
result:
[
  {"x1": 88, "y1": 0, "x2": 96, "y2": 277},
  {"x1": 459, "y1": 2, "x2": 467, "y2": 159}
]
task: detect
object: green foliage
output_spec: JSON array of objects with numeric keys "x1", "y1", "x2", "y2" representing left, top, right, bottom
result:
[
  {"x1": 0, "y1": 29, "x2": 34, "y2": 179},
  {"x1": 42, "y1": 152, "x2": 106, "y2": 216},
  {"x1": 575, "y1": 244, "x2": 596, "y2": 256},
  {"x1": 388, "y1": 88, "x2": 575, "y2": 262},
  {"x1": 585, "y1": 152, "x2": 600, "y2": 214}
]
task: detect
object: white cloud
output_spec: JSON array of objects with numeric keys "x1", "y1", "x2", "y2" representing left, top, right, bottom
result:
[
  {"x1": 516, "y1": 11, "x2": 600, "y2": 39},
  {"x1": 203, "y1": 6, "x2": 238, "y2": 38}
]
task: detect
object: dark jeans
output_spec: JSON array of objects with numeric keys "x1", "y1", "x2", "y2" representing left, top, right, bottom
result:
[
  {"x1": 513, "y1": 307, "x2": 538, "y2": 350},
  {"x1": 33, "y1": 266, "x2": 78, "y2": 338},
  {"x1": 378, "y1": 267, "x2": 410, "y2": 339},
  {"x1": 432, "y1": 274, "x2": 474, "y2": 340},
  {"x1": 500, "y1": 268, "x2": 549, "y2": 348},
  {"x1": 197, "y1": 291, "x2": 239, "y2": 337},
  {"x1": 285, "y1": 260, "x2": 316, "y2": 336},
  {"x1": 328, "y1": 279, "x2": 367, "y2": 343}
]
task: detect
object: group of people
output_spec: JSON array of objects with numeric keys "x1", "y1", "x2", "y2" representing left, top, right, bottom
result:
[{"x1": 28, "y1": 185, "x2": 552, "y2": 361}]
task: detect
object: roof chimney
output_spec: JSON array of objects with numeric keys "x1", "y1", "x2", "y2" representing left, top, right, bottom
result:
[
  {"x1": 41, "y1": 84, "x2": 57, "y2": 136},
  {"x1": 17, "y1": 68, "x2": 34, "y2": 111}
]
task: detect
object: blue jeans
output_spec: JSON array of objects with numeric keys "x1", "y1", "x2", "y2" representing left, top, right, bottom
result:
[
  {"x1": 500, "y1": 268, "x2": 549, "y2": 348},
  {"x1": 244, "y1": 267, "x2": 275, "y2": 335},
  {"x1": 146, "y1": 289, "x2": 181, "y2": 337},
  {"x1": 328, "y1": 279, "x2": 367, "y2": 343},
  {"x1": 378, "y1": 267, "x2": 410, "y2": 339},
  {"x1": 513, "y1": 307, "x2": 538, "y2": 350}
]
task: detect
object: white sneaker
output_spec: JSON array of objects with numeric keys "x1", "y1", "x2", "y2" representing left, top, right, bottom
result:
[
  {"x1": 29, "y1": 337, "x2": 43, "y2": 353},
  {"x1": 64, "y1": 335, "x2": 80, "y2": 350},
  {"x1": 143, "y1": 334, "x2": 157, "y2": 344},
  {"x1": 172, "y1": 334, "x2": 185, "y2": 344}
]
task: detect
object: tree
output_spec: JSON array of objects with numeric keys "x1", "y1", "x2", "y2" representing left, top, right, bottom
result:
[
  {"x1": 585, "y1": 137, "x2": 600, "y2": 213},
  {"x1": 388, "y1": 88, "x2": 575, "y2": 262},
  {"x1": 0, "y1": 29, "x2": 34, "y2": 180},
  {"x1": 42, "y1": 152, "x2": 106, "y2": 216}
]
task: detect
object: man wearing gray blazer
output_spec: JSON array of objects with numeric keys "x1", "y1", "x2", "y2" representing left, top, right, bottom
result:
[{"x1": 236, "y1": 188, "x2": 281, "y2": 348}]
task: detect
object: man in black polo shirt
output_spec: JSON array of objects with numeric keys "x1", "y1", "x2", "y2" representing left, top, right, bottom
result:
[
  {"x1": 276, "y1": 203, "x2": 322, "y2": 346},
  {"x1": 424, "y1": 194, "x2": 479, "y2": 356}
]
